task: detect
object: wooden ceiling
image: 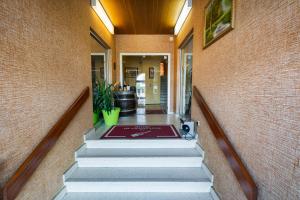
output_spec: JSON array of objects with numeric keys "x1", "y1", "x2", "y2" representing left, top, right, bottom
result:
[{"x1": 100, "y1": 0, "x2": 185, "y2": 34}]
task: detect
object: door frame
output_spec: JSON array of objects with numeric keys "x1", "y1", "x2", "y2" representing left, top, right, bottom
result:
[
  {"x1": 120, "y1": 52, "x2": 171, "y2": 114},
  {"x1": 90, "y1": 28, "x2": 112, "y2": 83},
  {"x1": 176, "y1": 31, "x2": 193, "y2": 115},
  {"x1": 91, "y1": 53, "x2": 108, "y2": 82},
  {"x1": 179, "y1": 52, "x2": 193, "y2": 116}
]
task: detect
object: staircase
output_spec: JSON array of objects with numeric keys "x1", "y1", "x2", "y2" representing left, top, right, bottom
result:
[
  {"x1": 160, "y1": 75, "x2": 168, "y2": 110},
  {"x1": 54, "y1": 128, "x2": 219, "y2": 200}
]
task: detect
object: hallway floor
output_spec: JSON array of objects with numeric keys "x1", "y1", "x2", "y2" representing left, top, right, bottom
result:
[
  {"x1": 88, "y1": 114, "x2": 180, "y2": 140},
  {"x1": 137, "y1": 104, "x2": 168, "y2": 115}
]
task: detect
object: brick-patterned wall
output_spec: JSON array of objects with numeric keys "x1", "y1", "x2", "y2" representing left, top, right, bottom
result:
[
  {"x1": 176, "y1": 0, "x2": 300, "y2": 199},
  {"x1": 115, "y1": 35, "x2": 175, "y2": 112},
  {"x1": 0, "y1": 0, "x2": 114, "y2": 199}
]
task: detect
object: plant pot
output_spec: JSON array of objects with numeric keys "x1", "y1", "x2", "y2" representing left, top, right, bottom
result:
[
  {"x1": 93, "y1": 112, "x2": 99, "y2": 125},
  {"x1": 102, "y1": 107, "x2": 120, "y2": 126}
]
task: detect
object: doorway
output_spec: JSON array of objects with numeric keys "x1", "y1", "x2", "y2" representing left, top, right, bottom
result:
[
  {"x1": 120, "y1": 53, "x2": 171, "y2": 114},
  {"x1": 90, "y1": 29, "x2": 111, "y2": 125},
  {"x1": 179, "y1": 35, "x2": 193, "y2": 119}
]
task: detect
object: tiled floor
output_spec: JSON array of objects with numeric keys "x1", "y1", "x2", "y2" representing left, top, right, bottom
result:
[{"x1": 87, "y1": 114, "x2": 181, "y2": 140}]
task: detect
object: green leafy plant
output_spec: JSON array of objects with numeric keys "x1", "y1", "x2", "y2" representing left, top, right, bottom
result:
[{"x1": 94, "y1": 80, "x2": 115, "y2": 114}]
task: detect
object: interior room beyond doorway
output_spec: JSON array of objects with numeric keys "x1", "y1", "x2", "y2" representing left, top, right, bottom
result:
[{"x1": 120, "y1": 53, "x2": 171, "y2": 114}]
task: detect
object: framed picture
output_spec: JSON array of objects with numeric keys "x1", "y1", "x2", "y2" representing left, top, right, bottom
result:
[
  {"x1": 149, "y1": 67, "x2": 154, "y2": 79},
  {"x1": 203, "y1": 0, "x2": 234, "y2": 48},
  {"x1": 125, "y1": 67, "x2": 138, "y2": 78}
]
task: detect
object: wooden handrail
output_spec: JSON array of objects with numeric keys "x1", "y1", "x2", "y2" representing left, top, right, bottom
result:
[
  {"x1": 193, "y1": 86, "x2": 257, "y2": 200},
  {"x1": 1, "y1": 87, "x2": 89, "y2": 200}
]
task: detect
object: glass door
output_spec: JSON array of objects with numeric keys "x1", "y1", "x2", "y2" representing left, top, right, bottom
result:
[
  {"x1": 90, "y1": 35, "x2": 108, "y2": 124},
  {"x1": 179, "y1": 37, "x2": 193, "y2": 119},
  {"x1": 91, "y1": 54, "x2": 106, "y2": 86}
]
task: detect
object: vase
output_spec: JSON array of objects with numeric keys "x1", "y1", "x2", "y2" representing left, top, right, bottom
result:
[{"x1": 102, "y1": 107, "x2": 120, "y2": 126}]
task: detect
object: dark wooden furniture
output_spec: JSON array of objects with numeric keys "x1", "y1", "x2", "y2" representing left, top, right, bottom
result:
[
  {"x1": 114, "y1": 91, "x2": 137, "y2": 116},
  {"x1": 193, "y1": 86, "x2": 257, "y2": 200},
  {"x1": 1, "y1": 87, "x2": 89, "y2": 200}
]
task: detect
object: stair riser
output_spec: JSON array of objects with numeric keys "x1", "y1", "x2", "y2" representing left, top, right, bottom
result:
[
  {"x1": 65, "y1": 182, "x2": 212, "y2": 193},
  {"x1": 76, "y1": 157, "x2": 203, "y2": 167},
  {"x1": 85, "y1": 139, "x2": 197, "y2": 149}
]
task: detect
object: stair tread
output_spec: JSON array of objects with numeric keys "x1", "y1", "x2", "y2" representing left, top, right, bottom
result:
[
  {"x1": 84, "y1": 137, "x2": 197, "y2": 146},
  {"x1": 61, "y1": 192, "x2": 214, "y2": 200},
  {"x1": 66, "y1": 167, "x2": 210, "y2": 182},
  {"x1": 77, "y1": 148, "x2": 202, "y2": 158}
]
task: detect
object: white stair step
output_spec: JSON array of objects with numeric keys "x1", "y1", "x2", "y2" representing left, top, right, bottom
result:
[
  {"x1": 61, "y1": 192, "x2": 215, "y2": 200},
  {"x1": 66, "y1": 166, "x2": 210, "y2": 181},
  {"x1": 64, "y1": 167, "x2": 212, "y2": 193},
  {"x1": 76, "y1": 157, "x2": 203, "y2": 167},
  {"x1": 75, "y1": 147, "x2": 203, "y2": 167},
  {"x1": 77, "y1": 147, "x2": 202, "y2": 157},
  {"x1": 85, "y1": 139, "x2": 197, "y2": 149}
]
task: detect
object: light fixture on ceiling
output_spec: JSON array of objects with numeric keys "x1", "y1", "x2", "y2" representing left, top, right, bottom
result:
[
  {"x1": 174, "y1": 0, "x2": 192, "y2": 35},
  {"x1": 91, "y1": 0, "x2": 114, "y2": 34}
]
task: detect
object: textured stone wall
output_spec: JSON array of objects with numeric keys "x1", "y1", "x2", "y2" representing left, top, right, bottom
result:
[
  {"x1": 0, "y1": 0, "x2": 114, "y2": 199},
  {"x1": 175, "y1": 0, "x2": 300, "y2": 199},
  {"x1": 115, "y1": 35, "x2": 175, "y2": 112}
]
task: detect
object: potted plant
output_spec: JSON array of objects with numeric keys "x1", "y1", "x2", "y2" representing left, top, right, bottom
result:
[
  {"x1": 92, "y1": 87, "x2": 100, "y2": 125},
  {"x1": 95, "y1": 80, "x2": 120, "y2": 126}
]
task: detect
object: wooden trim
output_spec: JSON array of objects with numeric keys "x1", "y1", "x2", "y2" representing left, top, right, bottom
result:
[
  {"x1": 178, "y1": 28, "x2": 193, "y2": 49},
  {"x1": 193, "y1": 86, "x2": 257, "y2": 200},
  {"x1": 90, "y1": 27, "x2": 110, "y2": 49},
  {"x1": 1, "y1": 87, "x2": 90, "y2": 200}
]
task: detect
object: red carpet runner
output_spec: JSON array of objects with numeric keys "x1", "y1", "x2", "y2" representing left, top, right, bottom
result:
[
  {"x1": 145, "y1": 109, "x2": 166, "y2": 114},
  {"x1": 101, "y1": 125, "x2": 181, "y2": 139}
]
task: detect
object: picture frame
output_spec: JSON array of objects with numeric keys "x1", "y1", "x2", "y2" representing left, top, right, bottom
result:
[
  {"x1": 125, "y1": 67, "x2": 138, "y2": 78},
  {"x1": 203, "y1": 0, "x2": 235, "y2": 48},
  {"x1": 149, "y1": 67, "x2": 154, "y2": 79}
]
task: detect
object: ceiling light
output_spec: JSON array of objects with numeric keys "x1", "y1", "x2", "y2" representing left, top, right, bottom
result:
[
  {"x1": 174, "y1": 0, "x2": 192, "y2": 35},
  {"x1": 91, "y1": 0, "x2": 114, "y2": 34}
]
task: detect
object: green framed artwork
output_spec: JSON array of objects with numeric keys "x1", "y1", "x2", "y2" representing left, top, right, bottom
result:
[{"x1": 203, "y1": 0, "x2": 234, "y2": 48}]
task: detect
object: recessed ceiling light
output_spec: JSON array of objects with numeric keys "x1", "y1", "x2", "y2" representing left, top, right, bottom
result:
[
  {"x1": 91, "y1": 0, "x2": 114, "y2": 34},
  {"x1": 174, "y1": 0, "x2": 192, "y2": 35}
]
